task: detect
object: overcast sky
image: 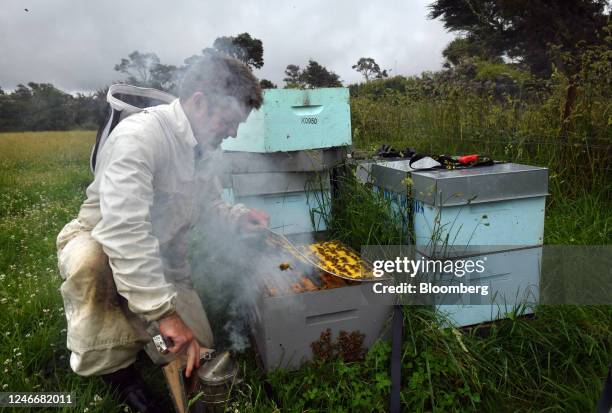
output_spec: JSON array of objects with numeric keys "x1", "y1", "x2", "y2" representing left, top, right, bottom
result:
[{"x1": 0, "y1": 0, "x2": 455, "y2": 93}]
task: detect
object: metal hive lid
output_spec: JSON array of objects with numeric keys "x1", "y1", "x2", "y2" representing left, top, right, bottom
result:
[
  {"x1": 411, "y1": 163, "x2": 549, "y2": 206},
  {"x1": 371, "y1": 162, "x2": 549, "y2": 206}
]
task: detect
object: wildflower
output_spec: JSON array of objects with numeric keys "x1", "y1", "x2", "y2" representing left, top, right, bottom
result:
[
  {"x1": 2, "y1": 384, "x2": 8, "y2": 389},
  {"x1": 0, "y1": 298, "x2": 7, "y2": 304},
  {"x1": 92, "y1": 394, "x2": 103, "y2": 406}
]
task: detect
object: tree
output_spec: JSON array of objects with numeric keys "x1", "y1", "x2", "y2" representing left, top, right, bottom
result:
[
  {"x1": 70, "y1": 92, "x2": 108, "y2": 128},
  {"x1": 352, "y1": 57, "x2": 389, "y2": 81},
  {"x1": 283, "y1": 61, "x2": 342, "y2": 88},
  {"x1": 0, "y1": 83, "x2": 107, "y2": 132},
  {"x1": 149, "y1": 63, "x2": 178, "y2": 91},
  {"x1": 300, "y1": 60, "x2": 342, "y2": 88},
  {"x1": 114, "y1": 51, "x2": 177, "y2": 91},
  {"x1": 442, "y1": 36, "x2": 501, "y2": 67},
  {"x1": 114, "y1": 51, "x2": 160, "y2": 85},
  {"x1": 8, "y1": 84, "x2": 34, "y2": 130},
  {"x1": 12, "y1": 84, "x2": 32, "y2": 101},
  {"x1": 212, "y1": 32, "x2": 264, "y2": 70},
  {"x1": 0, "y1": 86, "x2": 28, "y2": 131},
  {"x1": 259, "y1": 79, "x2": 277, "y2": 89},
  {"x1": 283, "y1": 64, "x2": 303, "y2": 88},
  {"x1": 429, "y1": 0, "x2": 609, "y2": 77},
  {"x1": 27, "y1": 82, "x2": 74, "y2": 130}
]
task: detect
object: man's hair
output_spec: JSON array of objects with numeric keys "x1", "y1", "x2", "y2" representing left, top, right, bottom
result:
[{"x1": 178, "y1": 51, "x2": 263, "y2": 110}]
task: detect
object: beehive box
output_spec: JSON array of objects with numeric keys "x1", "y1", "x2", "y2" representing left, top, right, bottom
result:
[
  {"x1": 221, "y1": 88, "x2": 351, "y2": 153},
  {"x1": 370, "y1": 162, "x2": 548, "y2": 249},
  {"x1": 250, "y1": 280, "x2": 393, "y2": 372},
  {"x1": 417, "y1": 246, "x2": 542, "y2": 327},
  {"x1": 219, "y1": 149, "x2": 345, "y2": 236},
  {"x1": 410, "y1": 163, "x2": 548, "y2": 250},
  {"x1": 222, "y1": 171, "x2": 330, "y2": 235},
  {"x1": 369, "y1": 161, "x2": 548, "y2": 326}
]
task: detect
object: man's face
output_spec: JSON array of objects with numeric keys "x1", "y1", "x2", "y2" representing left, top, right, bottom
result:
[
  {"x1": 207, "y1": 103, "x2": 250, "y2": 147},
  {"x1": 185, "y1": 93, "x2": 250, "y2": 149}
]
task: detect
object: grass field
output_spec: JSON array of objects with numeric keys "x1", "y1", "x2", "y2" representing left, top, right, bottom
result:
[{"x1": 0, "y1": 129, "x2": 610, "y2": 412}]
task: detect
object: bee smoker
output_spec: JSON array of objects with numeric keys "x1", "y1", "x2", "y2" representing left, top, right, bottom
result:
[
  {"x1": 190, "y1": 350, "x2": 240, "y2": 413},
  {"x1": 153, "y1": 333, "x2": 240, "y2": 413}
]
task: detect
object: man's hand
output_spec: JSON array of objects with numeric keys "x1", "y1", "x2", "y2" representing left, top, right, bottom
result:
[
  {"x1": 158, "y1": 312, "x2": 201, "y2": 377},
  {"x1": 238, "y1": 208, "x2": 269, "y2": 233}
]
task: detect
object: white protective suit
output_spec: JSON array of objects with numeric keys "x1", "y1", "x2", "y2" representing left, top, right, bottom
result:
[{"x1": 57, "y1": 98, "x2": 249, "y2": 376}]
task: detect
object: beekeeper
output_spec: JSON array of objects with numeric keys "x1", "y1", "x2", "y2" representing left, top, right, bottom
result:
[{"x1": 56, "y1": 52, "x2": 267, "y2": 413}]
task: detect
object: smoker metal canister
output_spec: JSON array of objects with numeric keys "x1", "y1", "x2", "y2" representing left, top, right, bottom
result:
[{"x1": 192, "y1": 351, "x2": 240, "y2": 413}]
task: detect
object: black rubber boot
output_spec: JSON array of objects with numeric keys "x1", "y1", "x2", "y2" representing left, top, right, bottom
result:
[{"x1": 101, "y1": 364, "x2": 164, "y2": 413}]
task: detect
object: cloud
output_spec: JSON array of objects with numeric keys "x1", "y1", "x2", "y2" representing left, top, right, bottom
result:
[{"x1": 0, "y1": 0, "x2": 453, "y2": 93}]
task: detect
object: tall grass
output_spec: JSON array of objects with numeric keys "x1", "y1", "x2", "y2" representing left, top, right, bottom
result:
[{"x1": 350, "y1": 73, "x2": 611, "y2": 202}]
